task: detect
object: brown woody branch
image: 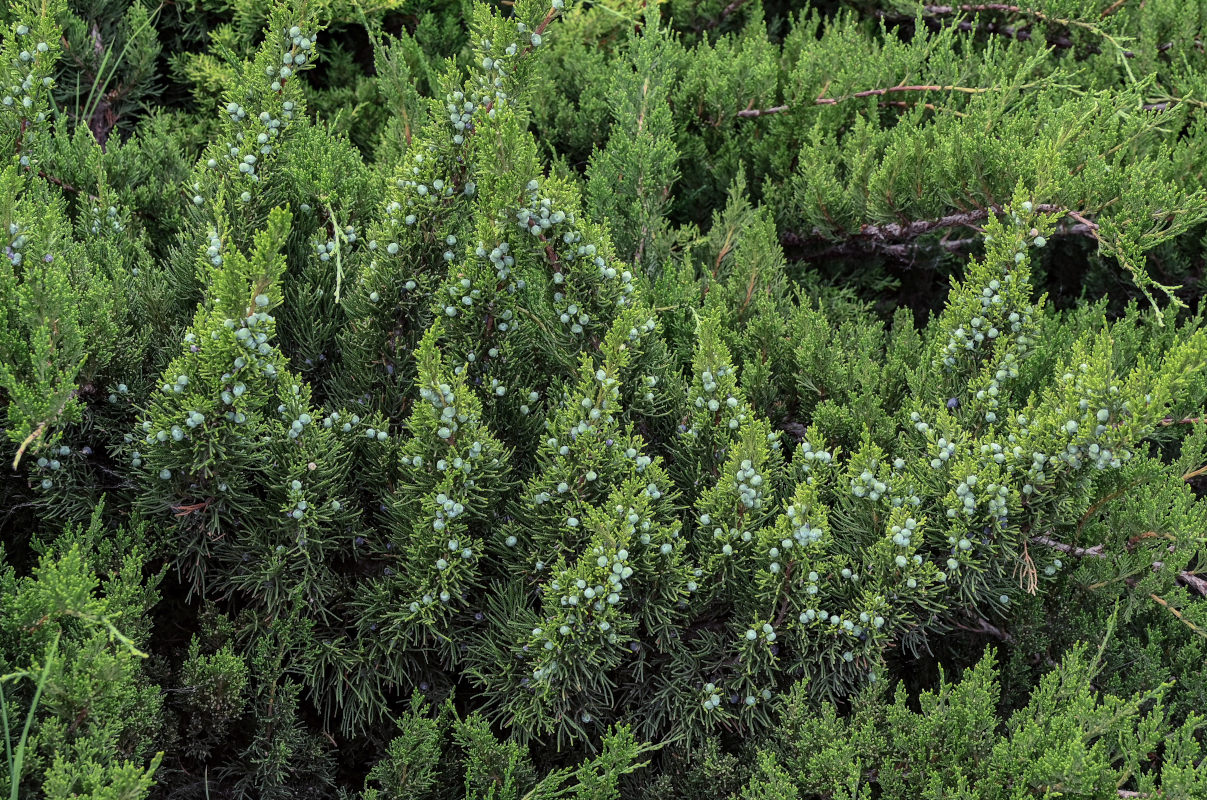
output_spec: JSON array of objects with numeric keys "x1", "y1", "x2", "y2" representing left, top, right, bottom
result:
[
  {"x1": 781, "y1": 209, "x2": 1099, "y2": 262},
  {"x1": 1183, "y1": 573, "x2": 1207, "y2": 596},
  {"x1": 956, "y1": 616, "x2": 1013, "y2": 641},
  {"x1": 925, "y1": 3, "x2": 1027, "y2": 11},
  {"x1": 1162, "y1": 566, "x2": 1207, "y2": 596},
  {"x1": 1031, "y1": 534, "x2": 1105, "y2": 558},
  {"x1": 874, "y1": 9, "x2": 1076, "y2": 49},
  {"x1": 739, "y1": 82, "x2": 1015, "y2": 119},
  {"x1": 920, "y1": 2, "x2": 1097, "y2": 29},
  {"x1": 800, "y1": 202, "x2": 1067, "y2": 245},
  {"x1": 825, "y1": 220, "x2": 1097, "y2": 259},
  {"x1": 12, "y1": 422, "x2": 47, "y2": 470},
  {"x1": 1031, "y1": 534, "x2": 1207, "y2": 596},
  {"x1": 38, "y1": 170, "x2": 101, "y2": 204},
  {"x1": 795, "y1": 235, "x2": 979, "y2": 263},
  {"x1": 879, "y1": 5, "x2": 1186, "y2": 61},
  {"x1": 704, "y1": 0, "x2": 750, "y2": 29},
  {"x1": 736, "y1": 104, "x2": 788, "y2": 119}
]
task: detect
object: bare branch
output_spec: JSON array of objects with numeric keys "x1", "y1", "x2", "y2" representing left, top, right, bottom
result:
[
  {"x1": 956, "y1": 616, "x2": 1013, "y2": 641},
  {"x1": 785, "y1": 203, "x2": 1068, "y2": 246},
  {"x1": 1150, "y1": 592, "x2": 1207, "y2": 638},
  {"x1": 1176, "y1": 570, "x2": 1207, "y2": 596},
  {"x1": 704, "y1": 0, "x2": 751, "y2": 29},
  {"x1": 736, "y1": 104, "x2": 788, "y2": 119},
  {"x1": 781, "y1": 210, "x2": 1097, "y2": 262},
  {"x1": 1159, "y1": 416, "x2": 1203, "y2": 426},
  {"x1": 782, "y1": 232, "x2": 978, "y2": 262},
  {"x1": 1031, "y1": 534, "x2": 1106, "y2": 558},
  {"x1": 12, "y1": 422, "x2": 47, "y2": 470},
  {"x1": 739, "y1": 82, "x2": 1039, "y2": 119},
  {"x1": 37, "y1": 171, "x2": 101, "y2": 204},
  {"x1": 1033, "y1": 535, "x2": 1207, "y2": 597}
]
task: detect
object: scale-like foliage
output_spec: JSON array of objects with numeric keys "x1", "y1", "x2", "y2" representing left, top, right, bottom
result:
[{"x1": 2, "y1": 0, "x2": 1207, "y2": 797}]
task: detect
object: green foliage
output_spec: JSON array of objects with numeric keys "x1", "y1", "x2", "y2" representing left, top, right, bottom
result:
[
  {"x1": 0, "y1": 0, "x2": 128, "y2": 466},
  {"x1": 362, "y1": 696, "x2": 656, "y2": 800},
  {"x1": 0, "y1": 163, "x2": 118, "y2": 468},
  {"x1": 0, "y1": 505, "x2": 163, "y2": 799},
  {"x1": 4, "y1": 0, "x2": 1207, "y2": 797},
  {"x1": 742, "y1": 642, "x2": 1207, "y2": 799},
  {"x1": 585, "y1": 7, "x2": 680, "y2": 273},
  {"x1": 529, "y1": 0, "x2": 1207, "y2": 308},
  {"x1": 177, "y1": 638, "x2": 249, "y2": 761},
  {"x1": 56, "y1": 0, "x2": 164, "y2": 147}
]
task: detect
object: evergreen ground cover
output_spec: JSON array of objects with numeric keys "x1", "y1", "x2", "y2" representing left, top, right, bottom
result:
[{"x1": 3, "y1": 0, "x2": 1207, "y2": 797}]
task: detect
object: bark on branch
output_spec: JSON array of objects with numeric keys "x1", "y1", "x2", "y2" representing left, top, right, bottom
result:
[
  {"x1": 38, "y1": 171, "x2": 101, "y2": 204},
  {"x1": 1032, "y1": 534, "x2": 1207, "y2": 597},
  {"x1": 956, "y1": 616, "x2": 1013, "y2": 641},
  {"x1": 739, "y1": 82, "x2": 1039, "y2": 119},
  {"x1": 704, "y1": 0, "x2": 750, "y2": 29},
  {"x1": 781, "y1": 207, "x2": 1101, "y2": 262},
  {"x1": 876, "y1": 5, "x2": 1181, "y2": 61},
  {"x1": 1159, "y1": 416, "x2": 1204, "y2": 426},
  {"x1": 782, "y1": 203, "x2": 1069, "y2": 252},
  {"x1": 1031, "y1": 534, "x2": 1105, "y2": 558}
]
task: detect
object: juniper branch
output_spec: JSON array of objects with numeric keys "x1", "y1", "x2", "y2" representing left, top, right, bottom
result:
[
  {"x1": 1031, "y1": 534, "x2": 1106, "y2": 558},
  {"x1": 11, "y1": 423, "x2": 46, "y2": 471},
  {"x1": 1149, "y1": 592, "x2": 1207, "y2": 638},
  {"x1": 874, "y1": 9, "x2": 1077, "y2": 49},
  {"x1": 1177, "y1": 571, "x2": 1207, "y2": 596},
  {"x1": 736, "y1": 104, "x2": 788, "y2": 119},
  {"x1": 785, "y1": 218, "x2": 1097, "y2": 262},
  {"x1": 738, "y1": 81, "x2": 1051, "y2": 118},
  {"x1": 1033, "y1": 535, "x2": 1206, "y2": 597},
  {"x1": 36, "y1": 171, "x2": 101, "y2": 204},
  {"x1": 955, "y1": 616, "x2": 1013, "y2": 641},
  {"x1": 875, "y1": 3, "x2": 1155, "y2": 66},
  {"x1": 783, "y1": 203, "x2": 1068, "y2": 244},
  {"x1": 703, "y1": 0, "x2": 750, "y2": 30}
]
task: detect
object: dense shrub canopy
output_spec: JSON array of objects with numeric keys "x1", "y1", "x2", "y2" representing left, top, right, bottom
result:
[{"x1": 2, "y1": 0, "x2": 1207, "y2": 798}]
